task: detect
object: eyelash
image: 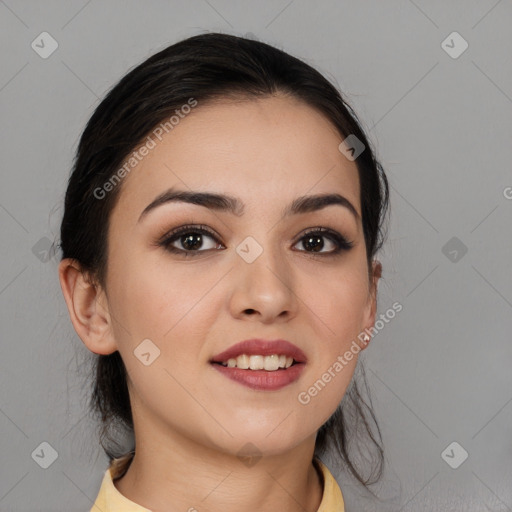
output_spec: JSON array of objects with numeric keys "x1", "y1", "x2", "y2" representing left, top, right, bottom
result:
[{"x1": 157, "y1": 224, "x2": 354, "y2": 258}]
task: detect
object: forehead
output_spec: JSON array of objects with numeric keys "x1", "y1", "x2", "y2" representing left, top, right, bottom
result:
[{"x1": 113, "y1": 95, "x2": 361, "y2": 223}]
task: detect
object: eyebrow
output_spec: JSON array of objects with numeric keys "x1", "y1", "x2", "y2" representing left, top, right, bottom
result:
[{"x1": 138, "y1": 188, "x2": 360, "y2": 223}]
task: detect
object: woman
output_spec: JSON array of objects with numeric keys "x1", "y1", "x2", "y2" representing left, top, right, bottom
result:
[{"x1": 58, "y1": 32, "x2": 389, "y2": 512}]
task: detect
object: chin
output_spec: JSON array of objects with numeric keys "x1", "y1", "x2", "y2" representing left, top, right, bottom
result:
[{"x1": 204, "y1": 426, "x2": 308, "y2": 460}]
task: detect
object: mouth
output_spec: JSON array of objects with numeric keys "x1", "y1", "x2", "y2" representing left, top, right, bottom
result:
[{"x1": 209, "y1": 339, "x2": 307, "y2": 391}]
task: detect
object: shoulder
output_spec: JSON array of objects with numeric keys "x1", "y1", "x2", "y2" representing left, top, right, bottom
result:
[{"x1": 314, "y1": 457, "x2": 346, "y2": 512}]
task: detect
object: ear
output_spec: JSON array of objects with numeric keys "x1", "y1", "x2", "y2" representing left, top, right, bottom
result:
[
  {"x1": 359, "y1": 259, "x2": 382, "y2": 351},
  {"x1": 58, "y1": 258, "x2": 118, "y2": 355}
]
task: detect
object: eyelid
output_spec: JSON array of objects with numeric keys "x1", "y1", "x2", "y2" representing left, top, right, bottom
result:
[
  {"x1": 157, "y1": 224, "x2": 221, "y2": 244},
  {"x1": 296, "y1": 226, "x2": 350, "y2": 241}
]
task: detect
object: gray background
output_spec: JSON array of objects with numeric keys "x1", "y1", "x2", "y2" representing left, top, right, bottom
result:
[{"x1": 1, "y1": 1, "x2": 511, "y2": 510}]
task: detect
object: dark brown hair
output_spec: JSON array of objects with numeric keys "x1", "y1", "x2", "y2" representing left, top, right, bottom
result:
[{"x1": 59, "y1": 32, "x2": 390, "y2": 490}]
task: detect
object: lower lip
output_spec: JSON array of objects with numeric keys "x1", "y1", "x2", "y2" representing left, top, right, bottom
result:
[{"x1": 211, "y1": 363, "x2": 306, "y2": 391}]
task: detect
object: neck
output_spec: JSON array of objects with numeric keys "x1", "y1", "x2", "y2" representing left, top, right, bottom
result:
[{"x1": 113, "y1": 427, "x2": 324, "y2": 512}]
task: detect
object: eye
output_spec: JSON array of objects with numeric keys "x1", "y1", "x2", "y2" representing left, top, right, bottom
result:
[
  {"x1": 293, "y1": 227, "x2": 354, "y2": 256},
  {"x1": 158, "y1": 224, "x2": 223, "y2": 257},
  {"x1": 158, "y1": 224, "x2": 354, "y2": 258}
]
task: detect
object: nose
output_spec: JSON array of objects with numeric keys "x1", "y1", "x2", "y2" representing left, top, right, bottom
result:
[{"x1": 228, "y1": 240, "x2": 298, "y2": 324}]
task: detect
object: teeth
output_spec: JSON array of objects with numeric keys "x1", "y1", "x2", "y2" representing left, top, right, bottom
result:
[
  {"x1": 221, "y1": 354, "x2": 295, "y2": 370},
  {"x1": 237, "y1": 354, "x2": 250, "y2": 369},
  {"x1": 249, "y1": 355, "x2": 265, "y2": 370}
]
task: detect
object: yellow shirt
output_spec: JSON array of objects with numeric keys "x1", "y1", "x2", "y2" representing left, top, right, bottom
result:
[{"x1": 90, "y1": 454, "x2": 345, "y2": 511}]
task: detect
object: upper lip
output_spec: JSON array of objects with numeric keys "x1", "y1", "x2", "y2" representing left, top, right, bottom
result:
[{"x1": 211, "y1": 339, "x2": 307, "y2": 364}]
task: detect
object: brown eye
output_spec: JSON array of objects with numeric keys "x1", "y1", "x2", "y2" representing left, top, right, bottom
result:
[
  {"x1": 293, "y1": 228, "x2": 354, "y2": 255},
  {"x1": 158, "y1": 225, "x2": 353, "y2": 258},
  {"x1": 159, "y1": 225, "x2": 223, "y2": 257}
]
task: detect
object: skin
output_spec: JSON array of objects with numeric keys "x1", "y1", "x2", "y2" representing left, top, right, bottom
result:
[{"x1": 59, "y1": 94, "x2": 381, "y2": 512}]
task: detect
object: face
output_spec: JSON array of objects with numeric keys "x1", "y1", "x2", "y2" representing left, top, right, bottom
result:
[{"x1": 100, "y1": 95, "x2": 379, "y2": 457}]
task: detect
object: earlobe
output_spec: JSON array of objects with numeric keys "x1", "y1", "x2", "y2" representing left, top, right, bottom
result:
[{"x1": 58, "y1": 259, "x2": 118, "y2": 355}]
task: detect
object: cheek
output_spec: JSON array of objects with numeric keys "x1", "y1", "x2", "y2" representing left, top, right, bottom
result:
[
  {"x1": 110, "y1": 252, "x2": 221, "y2": 341},
  {"x1": 107, "y1": 255, "x2": 227, "y2": 406},
  {"x1": 108, "y1": 260, "x2": 220, "y2": 418},
  {"x1": 295, "y1": 265, "x2": 368, "y2": 397},
  {"x1": 301, "y1": 261, "x2": 369, "y2": 337}
]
